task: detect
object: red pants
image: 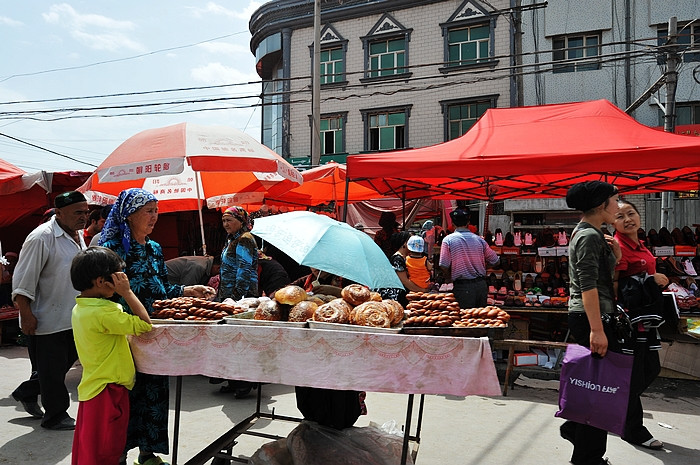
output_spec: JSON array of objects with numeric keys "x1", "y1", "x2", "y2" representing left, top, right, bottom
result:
[{"x1": 72, "y1": 383, "x2": 130, "y2": 465}]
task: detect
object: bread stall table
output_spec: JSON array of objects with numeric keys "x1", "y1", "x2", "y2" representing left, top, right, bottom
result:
[{"x1": 129, "y1": 323, "x2": 501, "y2": 464}]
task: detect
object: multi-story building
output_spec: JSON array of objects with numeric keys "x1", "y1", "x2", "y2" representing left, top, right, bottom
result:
[
  {"x1": 250, "y1": 0, "x2": 515, "y2": 166},
  {"x1": 250, "y1": 0, "x2": 699, "y2": 231}
]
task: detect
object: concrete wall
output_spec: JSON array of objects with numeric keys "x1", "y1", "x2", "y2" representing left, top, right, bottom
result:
[{"x1": 286, "y1": 0, "x2": 513, "y2": 158}]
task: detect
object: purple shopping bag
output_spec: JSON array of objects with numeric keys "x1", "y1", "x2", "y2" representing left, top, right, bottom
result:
[{"x1": 555, "y1": 344, "x2": 633, "y2": 436}]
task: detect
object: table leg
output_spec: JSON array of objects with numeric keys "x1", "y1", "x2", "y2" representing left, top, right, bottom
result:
[
  {"x1": 401, "y1": 394, "x2": 414, "y2": 465},
  {"x1": 503, "y1": 346, "x2": 515, "y2": 396},
  {"x1": 173, "y1": 376, "x2": 183, "y2": 465}
]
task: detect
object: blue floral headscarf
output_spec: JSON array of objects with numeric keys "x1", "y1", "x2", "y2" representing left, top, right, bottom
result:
[{"x1": 99, "y1": 188, "x2": 158, "y2": 254}]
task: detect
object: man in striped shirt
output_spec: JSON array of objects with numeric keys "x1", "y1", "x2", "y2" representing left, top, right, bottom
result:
[{"x1": 439, "y1": 209, "x2": 499, "y2": 308}]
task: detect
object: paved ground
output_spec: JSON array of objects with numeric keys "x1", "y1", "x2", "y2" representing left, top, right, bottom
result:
[{"x1": 1, "y1": 343, "x2": 699, "y2": 464}]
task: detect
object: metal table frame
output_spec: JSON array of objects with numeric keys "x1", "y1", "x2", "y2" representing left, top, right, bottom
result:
[{"x1": 170, "y1": 378, "x2": 424, "y2": 465}]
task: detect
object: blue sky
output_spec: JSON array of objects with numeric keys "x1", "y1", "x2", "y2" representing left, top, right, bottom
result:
[{"x1": 0, "y1": 1, "x2": 263, "y2": 173}]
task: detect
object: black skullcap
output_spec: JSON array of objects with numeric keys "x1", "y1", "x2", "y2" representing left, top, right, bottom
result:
[
  {"x1": 54, "y1": 191, "x2": 87, "y2": 209},
  {"x1": 450, "y1": 209, "x2": 470, "y2": 225},
  {"x1": 566, "y1": 181, "x2": 617, "y2": 212}
]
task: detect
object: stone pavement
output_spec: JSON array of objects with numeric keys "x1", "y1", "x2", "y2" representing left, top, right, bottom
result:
[{"x1": 1, "y1": 344, "x2": 699, "y2": 464}]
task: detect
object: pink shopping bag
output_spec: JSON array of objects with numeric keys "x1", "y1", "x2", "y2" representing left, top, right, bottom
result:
[{"x1": 555, "y1": 344, "x2": 633, "y2": 436}]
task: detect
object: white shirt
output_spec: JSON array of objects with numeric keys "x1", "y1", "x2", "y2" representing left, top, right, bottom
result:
[{"x1": 12, "y1": 217, "x2": 86, "y2": 335}]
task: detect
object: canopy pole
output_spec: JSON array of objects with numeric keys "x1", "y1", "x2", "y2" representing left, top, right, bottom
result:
[
  {"x1": 342, "y1": 175, "x2": 350, "y2": 223},
  {"x1": 195, "y1": 171, "x2": 207, "y2": 255}
]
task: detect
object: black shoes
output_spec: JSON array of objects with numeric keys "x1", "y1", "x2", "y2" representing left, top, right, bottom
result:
[
  {"x1": 42, "y1": 416, "x2": 75, "y2": 431},
  {"x1": 12, "y1": 394, "x2": 44, "y2": 419}
]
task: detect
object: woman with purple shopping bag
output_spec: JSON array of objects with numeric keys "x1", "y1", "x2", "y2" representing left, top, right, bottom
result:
[{"x1": 560, "y1": 181, "x2": 622, "y2": 465}]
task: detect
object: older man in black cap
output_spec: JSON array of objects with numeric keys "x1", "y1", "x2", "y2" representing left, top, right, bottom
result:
[
  {"x1": 11, "y1": 191, "x2": 89, "y2": 430},
  {"x1": 439, "y1": 209, "x2": 500, "y2": 308}
]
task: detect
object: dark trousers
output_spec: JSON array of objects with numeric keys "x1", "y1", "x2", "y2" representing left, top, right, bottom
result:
[
  {"x1": 12, "y1": 335, "x2": 40, "y2": 402},
  {"x1": 563, "y1": 313, "x2": 623, "y2": 465},
  {"x1": 453, "y1": 279, "x2": 488, "y2": 308},
  {"x1": 624, "y1": 339, "x2": 661, "y2": 443},
  {"x1": 19, "y1": 331, "x2": 78, "y2": 427}
]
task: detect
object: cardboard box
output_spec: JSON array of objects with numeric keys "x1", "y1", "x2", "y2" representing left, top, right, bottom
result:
[
  {"x1": 490, "y1": 246, "x2": 502, "y2": 254},
  {"x1": 532, "y1": 348, "x2": 549, "y2": 366},
  {"x1": 675, "y1": 245, "x2": 697, "y2": 256},
  {"x1": 653, "y1": 246, "x2": 674, "y2": 257},
  {"x1": 513, "y1": 352, "x2": 539, "y2": 366},
  {"x1": 537, "y1": 247, "x2": 557, "y2": 256},
  {"x1": 501, "y1": 246, "x2": 520, "y2": 255},
  {"x1": 659, "y1": 341, "x2": 700, "y2": 378},
  {"x1": 555, "y1": 246, "x2": 569, "y2": 256}
]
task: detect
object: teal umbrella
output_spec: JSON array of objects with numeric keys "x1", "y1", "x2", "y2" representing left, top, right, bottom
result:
[{"x1": 252, "y1": 211, "x2": 403, "y2": 289}]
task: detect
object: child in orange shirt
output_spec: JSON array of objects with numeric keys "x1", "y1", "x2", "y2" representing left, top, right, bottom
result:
[{"x1": 405, "y1": 236, "x2": 433, "y2": 289}]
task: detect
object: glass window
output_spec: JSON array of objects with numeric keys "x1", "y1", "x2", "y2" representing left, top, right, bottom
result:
[
  {"x1": 320, "y1": 46, "x2": 344, "y2": 84},
  {"x1": 447, "y1": 25, "x2": 490, "y2": 67},
  {"x1": 552, "y1": 33, "x2": 601, "y2": 73},
  {"x1": 368, "y1": 111, "x2": 406, "y2": 150},
  {"x1": 320, "y1": 115, "x2": 344, "y2": 155},
  {"x1": 446, "y1": 101, "x2": 491, "y2": 140},
  {"x1": 658, "y1": 22, "x2": 700, "y2": 63},
  {"x1": 368, "y1": 38, "x2": 406, "y2": 77}
]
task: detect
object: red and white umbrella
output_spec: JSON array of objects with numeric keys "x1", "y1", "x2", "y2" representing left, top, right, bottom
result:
[{"x1": 78, "y1": 122, "x2": 303, "y2": 252}]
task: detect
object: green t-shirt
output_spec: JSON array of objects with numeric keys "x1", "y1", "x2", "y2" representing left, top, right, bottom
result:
[
  {"x1": 72, "y1": 297, "x2": 152, "y2": 401},
  {"x1": 568, "y1": 222, "x2": 616, "y2": 315}
]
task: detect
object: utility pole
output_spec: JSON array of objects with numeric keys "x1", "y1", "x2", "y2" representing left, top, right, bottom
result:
[
  {"x1": 660, "y1": 17, "x2": 679, "y2": 230},
  {"x1": 311, "y1": 0, "x2": 321, "y2": 167}
]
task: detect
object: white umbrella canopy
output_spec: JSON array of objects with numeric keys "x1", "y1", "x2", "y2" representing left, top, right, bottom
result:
[{"x1": 252, "y1": 211, "x2": 403, "y2": 289}]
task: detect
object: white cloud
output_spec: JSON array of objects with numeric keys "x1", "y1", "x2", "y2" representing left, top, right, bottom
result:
[
  {"x1": 189, "y1": 1, "x2": 262, "y2": 20},
  {"x1": 42, "y1": 3, "x2": 144, "y2": 52},
  {"x1": 191, "y1": 62, "x2": 259, "y2": 86},
  {"x1": 0, "y1": 16, "x2": 23, "y2": 27},
  {"x1": 197, "y1": 41, "x2": 249, "y2": 56}
]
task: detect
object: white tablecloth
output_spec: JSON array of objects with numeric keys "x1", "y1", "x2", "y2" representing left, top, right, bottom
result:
[{"x1": 129, "y1": 324, "x2": 501, "y2": 397}]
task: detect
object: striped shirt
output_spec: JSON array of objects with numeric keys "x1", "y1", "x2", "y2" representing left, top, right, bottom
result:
[{"x1": 439, "y1": 229, "x2": 499, "y2": 281}]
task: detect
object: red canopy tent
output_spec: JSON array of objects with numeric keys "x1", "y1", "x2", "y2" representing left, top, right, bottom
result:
[
  {"x1": 346, "y1": 100, "x2": 700, "y2": 200},
  {"x1": 0, "y1": 159, "x2": 49, "y2": 228}
]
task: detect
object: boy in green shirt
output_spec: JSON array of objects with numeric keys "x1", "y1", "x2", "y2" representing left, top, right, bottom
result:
[{"x1": 70, "y1": 247, "x2": 152, "y2": 465}]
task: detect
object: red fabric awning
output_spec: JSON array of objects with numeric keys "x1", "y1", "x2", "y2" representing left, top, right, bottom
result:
[{"x1": 347, "y1": 100, "x2": 700, "y2": 200}]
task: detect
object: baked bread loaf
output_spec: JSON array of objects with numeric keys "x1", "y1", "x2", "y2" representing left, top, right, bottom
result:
[
  {"x1": 254, "y1": 300, "x2": 282, "y2": 321},
  {"x1": 341, "y1": 284, "x2": 371, "y2": 306},
  {"x1": 351, "y1": 301, "x2": 391, "y2": 327},
  {"x1": 313, "y1": 298, "x2": 351, "y2": 324},
  {"x1": 274, "y1": 285, "x2": 308, "y2": 305},
  {"x1": 288, "y1": 300, "x2": 318, "y2": 322},
  {"x1": 369, "y1": 291, "x2": 383, "y2": 302},
  {"x1": 382, "y1": 299, "x2": 405, "y2": 326}
]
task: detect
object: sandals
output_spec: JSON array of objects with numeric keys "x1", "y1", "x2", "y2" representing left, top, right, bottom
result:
[{"x1": 639, "y1": 438, "x2": 664, "y2": 450}]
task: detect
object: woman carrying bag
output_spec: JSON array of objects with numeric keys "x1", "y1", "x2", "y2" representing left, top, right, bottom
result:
[
  {"x1": 560, "y1": 181, "x2": 622, "y2": 465},
  {"x1": 613, "y1": 199, "x2": 667, "y2": 450}
]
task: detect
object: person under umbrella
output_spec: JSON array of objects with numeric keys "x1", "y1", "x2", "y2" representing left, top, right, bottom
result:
[
  {"x1": 99, "y1": 188, "x2": 214, "y2": 465},
  {"x1": 213, "y1": 205, "x2": 258, "y2": 398}
]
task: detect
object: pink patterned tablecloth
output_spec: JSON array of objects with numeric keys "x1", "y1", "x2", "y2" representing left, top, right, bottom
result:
[{"x1": 129, "y1": 325, "x2": 501, "y2": 397}]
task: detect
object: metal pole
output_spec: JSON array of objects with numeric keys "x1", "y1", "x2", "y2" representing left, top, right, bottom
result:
[
  {"x1": 194, "y1": 171, "x2": 207, "y2": 255},
  {"x1": 311, "y1": 0, "x2": 322, "y2": 167},
  {"x1": 661, "y1": 17, "x2": 678, "y2": 230}
]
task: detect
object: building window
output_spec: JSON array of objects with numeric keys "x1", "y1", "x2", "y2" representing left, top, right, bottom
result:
[
  {"x1": 658, "y1": 22, "x2": 700, "y2": 63},
  {"x1": 360, "y1": 106, "x2": 411, "y2": 151},
  {"x1": 320, "y1": 47, "x2": 344, "y2": 84},
  {"x1": 658, "y1": 102, "x2": 700, "y2": 126},
  {"x1": 447, "y1": 25, "x2": 490, "y2": 67},
  {"x1": 368, "y1": 38, "x2": 406, "y2": 77},
  {"x1": 360, "y1": 14, "x2": 412, "y2": 82},
  {"x1": 320, "y1": 115, "x2": 345, "y2": 155},
  {"x1": 552, "y1": 33, "x2": 601, "y2": 73},
  {"x1": 448, "y1": 101, "x2": 491, "y2": 139}
]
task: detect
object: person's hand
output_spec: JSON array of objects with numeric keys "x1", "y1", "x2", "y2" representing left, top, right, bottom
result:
[
  {"x1": 589, "y1": 328, "x2": 608, "y2": 357},
  {"x1": 604, "y1": 234, "x2": 621, "y2": 263},
  {"x1": 20, "y1": 312, "x2": 38, "y2": 335},
  {"x1": 185, "y1": 285, "x2": 216, "y2": 299},
  {"x1": 653, "y1": 272, "x2": 669, "y2": 288},
  {"x1": 110, "y1": 272, "x2": 131, "y2": 296}
]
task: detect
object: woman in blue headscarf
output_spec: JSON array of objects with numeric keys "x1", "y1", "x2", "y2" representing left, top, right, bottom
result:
[
  {"x1": 100, "y1": 188, "x2": 214, "y2": 465},
  {"x1": 217, "y1": 205, "x2": 258, "y2": 302}
]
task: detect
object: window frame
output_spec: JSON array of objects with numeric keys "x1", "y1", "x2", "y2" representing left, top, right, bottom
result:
[
  {"x1": 552, "y1": 32, "x2": 602, "y2": 73},
  {"x1": 360, "y1": 105, "x2": 412, "y2": 152},
  {"x1": 657, "y1": 22, "x2": 700, "y2": 63},
  {"x1": 439, "y1": 1, "x2": 498, "y2": 74},
  {"x1": 309, "y1": 25, "x2": 349, "y2": 87},
  {"x1": 310, "y1": 112, "x2": 348, "y2": 156},
  {"x1": 440, "y1": 95, "x2": 498, "y2": 141},
  {"x1": 360, "y1": 14, "x2": 413, "y2": 84}
]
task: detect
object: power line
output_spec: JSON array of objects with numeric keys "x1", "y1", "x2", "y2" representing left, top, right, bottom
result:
[{"x1": 0, "y1": 132, "x2": 98, "y2": 168}]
